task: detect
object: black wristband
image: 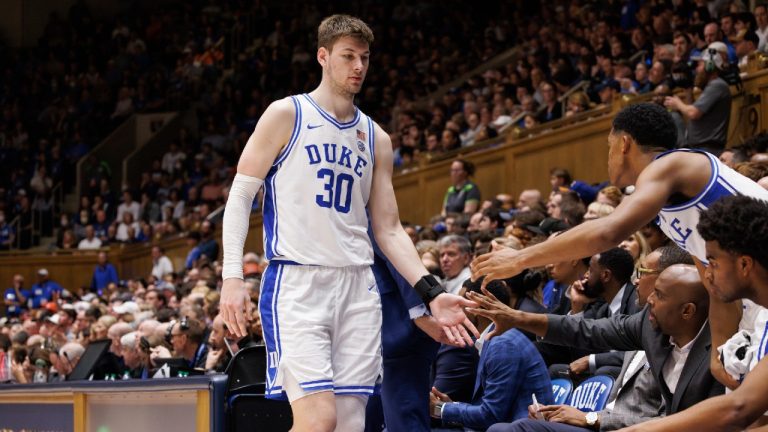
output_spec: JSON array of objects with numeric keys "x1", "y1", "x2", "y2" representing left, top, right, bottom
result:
[{"x1": 414, "y1": 274, "x2": 446, "y2": 307}]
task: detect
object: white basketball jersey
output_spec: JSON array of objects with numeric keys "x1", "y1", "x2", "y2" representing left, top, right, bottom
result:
[
  {"x1": 262, "y1": 94, "x2": 375, "y2": 266},
  {"x1": 655, "y1": 149, "x2": 768, "y2": 263}
]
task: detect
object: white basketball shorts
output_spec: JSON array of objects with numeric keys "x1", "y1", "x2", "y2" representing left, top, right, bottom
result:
[{"x1": 259, "y1": 262, "x2": 382, "y2": 401}]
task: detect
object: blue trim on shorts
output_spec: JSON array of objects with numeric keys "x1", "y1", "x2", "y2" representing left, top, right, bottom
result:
[{"x1": 262, "y1": 263, "x2": 284, "y2": 399}]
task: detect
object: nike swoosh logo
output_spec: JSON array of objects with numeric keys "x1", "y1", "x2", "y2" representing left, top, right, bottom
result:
[{"x1": 307, "y1": 124, "x2": 323, "y2": 129}]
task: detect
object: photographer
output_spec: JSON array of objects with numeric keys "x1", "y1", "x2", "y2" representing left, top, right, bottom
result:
[{"x1": 664, "y1": 42, "x2": 732, "y2": 153}]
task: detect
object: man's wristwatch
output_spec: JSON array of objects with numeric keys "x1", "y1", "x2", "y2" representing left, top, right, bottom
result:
[
  {"x1": 414, "y1": 274, "x2": 446, "y2": 307},
  {"x1": 432, "y1": 401, "x2": 445, "y2": 418},
  {"x1": 585, "y1": 411, "x2": 599, "y2": 428}
]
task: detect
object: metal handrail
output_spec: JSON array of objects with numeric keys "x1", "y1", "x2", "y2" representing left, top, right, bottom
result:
[
  {"x1": 558, "y1": 80, "x2": 590, "y2": 114},
  {"x1": 629, "y1": 50, "x2": 648, "y2": 64}
]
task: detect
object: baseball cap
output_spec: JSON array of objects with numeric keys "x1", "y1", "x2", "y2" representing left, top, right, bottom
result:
[
  {"x1": 595, "y1": 79, "x2": 620, "y2": 93},
  {"x1": 525, "y1": 218, "x2": 569, "y2": 237},
  {"x1": 37, "y1": 268, "x2": 49, "y2": 276}
]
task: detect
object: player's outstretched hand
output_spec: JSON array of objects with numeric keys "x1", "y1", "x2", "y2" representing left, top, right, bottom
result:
[
  {"x1": 465, "y1": 287, "x2": 520, "y2": 340},
  {"x1": 470, "y1": 248, "x2": 524, "y2": 288},
  {"x1": 414, "y1": 315, "x2": 464, "y2": 347},
  {"x1": 221, "y1": 278, "x2": 253, "y2": 338},
  {"x1": 429, "y1": 293, "x2": 480, "y2": 347}
]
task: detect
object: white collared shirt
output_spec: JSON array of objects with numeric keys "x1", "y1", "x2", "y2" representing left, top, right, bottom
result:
[
  {"x1": 605, "y1": 350, "x2": 648, "y2": 410},
  {"x1": 444, "y1": 266, "x2": 471, "y2": 295},
  {"x1": 608, "y1": 283, "x2": 629, "y2": 316},
  {"x1": 662, "y1": 320, "x2": 708, "y2": 393}
]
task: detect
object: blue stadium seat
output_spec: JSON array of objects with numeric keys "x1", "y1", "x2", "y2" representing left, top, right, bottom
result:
[
  {"x1": 568, "y1": 375, "x2": 614, "y2": 412},
  {"x1": 550, "y1": 377, "x2": 573, "y2": 405}
]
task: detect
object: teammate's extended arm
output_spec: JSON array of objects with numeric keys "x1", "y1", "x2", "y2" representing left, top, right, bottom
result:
[
  {"x1": 471, "y1": 156, "x2": 677, "y2": 285},
  {"x1": 220, "y1": 98, "x2": 295, "y2": 338},
  {"x1": 618, "y1": 356, "x2": 768, "y2": 432},
  {"x1": 368, "y1": 123, "x2": 479, "y2": 345}
]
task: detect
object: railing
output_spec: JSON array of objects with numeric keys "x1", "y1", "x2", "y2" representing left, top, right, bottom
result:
[{"x1": 558, "y1": 80, "x2": 590, "y2": 114}]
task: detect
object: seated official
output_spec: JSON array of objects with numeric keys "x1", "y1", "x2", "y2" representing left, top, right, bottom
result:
[
  {"x1": 430, "y1": 282, "x2": 553, "y2": 431},
  {"x1": 468, "y1": 265, "x2": 723, "y2": 424},
  {"x1": 539, "y1": 248, "x2": 638, "y2": 379},
  {"x1": 488, "y1": 245, "x2": 695, "y2": 431}
]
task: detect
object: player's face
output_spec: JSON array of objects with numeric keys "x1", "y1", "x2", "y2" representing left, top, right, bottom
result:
[
  {"x1": 705, "y1": 240, "x2": 752, "y2": 302},
  {"x1": 322, "y1": 36, "x2": 370, "y2": 97}
]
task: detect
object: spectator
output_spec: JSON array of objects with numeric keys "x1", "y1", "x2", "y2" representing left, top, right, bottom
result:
[
  {"x1": 583, "y1": 202, "x2": 615, "y2": 221},
  {"x1": 0, "y1": 211, "x2": 15, "y2": 250},
  {"x1": 516, "y1": 189, "x2": 542, "y2": 210},
  {"x1": 91, "y1": 251, "x2": 118, "y2": 295},
  {"x1": 443, "y1": 160, "x2": 481, "y2": 215},
  {"x1": 55, "y1": 342, "x2": 85, "y2": 381},
  {"x1": 30, "y1": 269, "x2": 63, "y2": 307},
  {"x1": 168, "y1": 317, "x2": 208, "y2": 369},
  {"x1": 664, "y1": 42, "x2": 732, "y2": 152},
  {"x1": 116, "y1": 191, "x2": 141, "y2": 223},
  {"x1": 733, "y1": 29, "x2": 760, "y2": 67},
  {"x1": 438, "y1": 235, "x2": 473, "y2": 295},
  {"x1": 197, "y1": 221, "x2": 219, "y2": 262},
  {"x1": 4, "y1": 275, "x2": 28, "y2": 318},
  {"x1": 470, "y1": 265, "x2": 722, "y2": 425},
  {"x1": 756, "y1": 4, "x2": 768, "y2": 52},
  {"x1": 537, "y1": 82, "x2": 562, "y2": 123},
  {"x1": 431, "y1": 281, "x2": 553, "y2": 430},
  {"x1": 119, "y1": 332, "x2": 148, "y2": 379},
  {"x1": 115, "y1": 212, "x2": 140, "y2": 243},
  {"x1": 78, "y1": 225, "x2": 102, "y2": 250},
  {"x1": 151, "y1": 246, "x2": 174, "y2": 280},
  {"x1": 184, "y1": 231, "x2": 202, "y2": 270},
  {"x1": 543, "y1": 252, "x2": 589, "y2": 313}
]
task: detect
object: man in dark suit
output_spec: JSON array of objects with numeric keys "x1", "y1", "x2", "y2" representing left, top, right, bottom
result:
[
  {"x1": 470, "y1": 264, "x2": 723, "y2": 431},
  {"x1": 538, "y1": 248, "x2": 639, "y2": 378},
  {"x1": 618, "y1": 196, "x2": 768, "y2": 430},
  {"x1": 485, "y1": 245, "x2": 695, "y2": 431},
  {"x1": 365, "y1": 234, "x2": 448, "y2": 431}
]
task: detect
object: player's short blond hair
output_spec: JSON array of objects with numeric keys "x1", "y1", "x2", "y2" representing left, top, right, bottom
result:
[{"x1": 317, "y1": 14, "x2": 374, "y2": 52}]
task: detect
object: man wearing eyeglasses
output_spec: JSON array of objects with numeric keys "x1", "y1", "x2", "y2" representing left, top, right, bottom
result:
[{"x1": 169, "y1": 317, "x2": 208, "y2": 370}]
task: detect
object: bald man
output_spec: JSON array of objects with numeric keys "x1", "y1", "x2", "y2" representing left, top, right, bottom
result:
[
  {"x1": 470, "y1": 265, "x2": 723, "y2": 431},
  {"x1": 517, "y1": 189, "x2": 542, "y2": 210}
]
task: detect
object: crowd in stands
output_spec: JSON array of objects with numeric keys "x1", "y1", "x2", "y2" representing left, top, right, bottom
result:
[
  {"x1": 2, "y1": 0, "x2": 767, "y2": 251},
  {"x1": 4, "y1": 0, "x2": 768, "y2": 430},
  {"x1": 389, "y1": 0, "x2": 768, "y2": 164}
]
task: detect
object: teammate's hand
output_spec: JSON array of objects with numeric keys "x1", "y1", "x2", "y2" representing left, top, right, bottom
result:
[
  {"x1": 465, "y1": 287, "x2": 520, "y2": 340},
  {"x1": 470, "y1": 248, "x2": 524, "y2": 288},
  {"x1": 428, "y1": 293, "x2": 480, "y2": 347},
  {"x1": 220, "y1": 278, "x2": 253, "y2": 338}
]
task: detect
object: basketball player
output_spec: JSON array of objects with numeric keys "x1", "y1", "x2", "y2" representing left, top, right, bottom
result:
[
  {"x1": 219, "y1": 15, "x2": 478, "y2": 432},
  {"x1": 469, "y1": 102, "x2": 768, "y2": 388}
]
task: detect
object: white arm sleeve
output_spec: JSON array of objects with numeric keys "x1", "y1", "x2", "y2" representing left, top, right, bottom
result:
[{"x1": 222, "y1": 173, "x2": 264, "y2": 281}]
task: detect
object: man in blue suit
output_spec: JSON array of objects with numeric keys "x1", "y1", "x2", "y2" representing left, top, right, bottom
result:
[{"x1": 365, "y1": 232, "x2": 453, "y2": 431}]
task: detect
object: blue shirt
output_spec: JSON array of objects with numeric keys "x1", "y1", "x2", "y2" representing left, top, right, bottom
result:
[
  {"x1": 29, "y1": 280, "x2": 63, "y2": 308},
  {"x1": 4, "y1": 287, "x2": 29, "y2": 316},
  {"x1": 442, "y1": 329, "x2": 554, "y2": 430},
  {"x1": 92, "y1": 263, "x2": 119, "y2": 294},
  {"x1": 185, "y1": 246, "x2": 201, "y2": 269},
  {"x1": 0, "y1": 223, "x2": 14, "y2": 246}
]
